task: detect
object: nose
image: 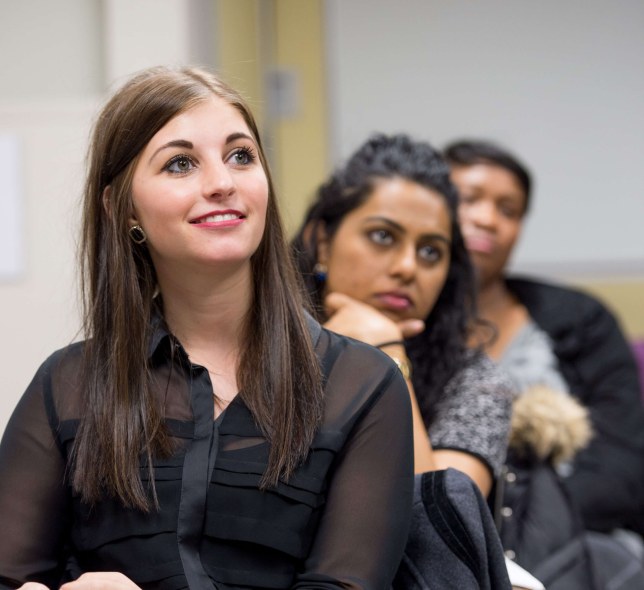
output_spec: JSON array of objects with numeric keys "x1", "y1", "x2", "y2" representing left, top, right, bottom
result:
[
  {"x1": 465, "y1": 199, "x2": 497, "y2": 231},
  {"x1": 390, "y1": 243, "x2": 417, "y2": 282},
  {"x1": 201, "y1": 158, "x2": 235, "y2": 199}
]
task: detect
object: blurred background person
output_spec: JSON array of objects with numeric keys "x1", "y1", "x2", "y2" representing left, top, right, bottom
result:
[
  {"x1": 292, "y1": 133, "x2": 513, "y2": 497},
  {"x1": 446, "y1": 139, "x2": 644, "y2": 573}
]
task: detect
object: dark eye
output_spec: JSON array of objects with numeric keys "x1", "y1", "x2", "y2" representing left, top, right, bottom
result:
[
  {"x1": 368, "y1": 229, "x2": 394, "y2": 246},
  {"x1": 498, "y1": 204, "x2": 521, "y2": 219},
  {"x1": 458, "y1": 192, "x2": 477, "y2": 204},
  {"x1": 165, "y1": 155, "x2": 194, "y2": 174},
  {"x1": 418, "y1": 244, "x2": 442, "y2": 263}
]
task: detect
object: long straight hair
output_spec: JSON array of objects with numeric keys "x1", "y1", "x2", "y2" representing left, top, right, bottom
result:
[{"x1": 75, "y1": 66, "x2": 323, "y2": 510}]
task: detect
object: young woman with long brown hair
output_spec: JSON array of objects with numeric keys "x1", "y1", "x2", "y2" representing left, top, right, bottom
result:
[{"x1": 0, "y1": 67, "x2": 413, "y2": 590}]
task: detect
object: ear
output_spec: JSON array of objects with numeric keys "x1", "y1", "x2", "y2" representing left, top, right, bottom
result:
[
  {"x1": 310, "y1": 221, "x2": 330, "y2": 265},
  {"x1": 104, "y1": 185, "x2": 141, "y2": 229},
  {"x1": 126, "y1": 201, "x2": 140, "y2": 229}
]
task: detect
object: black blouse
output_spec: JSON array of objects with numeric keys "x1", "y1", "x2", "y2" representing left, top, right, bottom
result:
[{"x1": 0, "y1": 319, "x2": 413, "y2": 590}]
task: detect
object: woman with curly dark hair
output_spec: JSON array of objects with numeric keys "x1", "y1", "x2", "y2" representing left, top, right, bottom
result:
[{"x1": 292, "y1": 133, "x2": 513, "y2": 495}]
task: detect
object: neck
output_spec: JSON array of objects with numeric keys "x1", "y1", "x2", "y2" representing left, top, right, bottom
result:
[
  {"x1": 476, "y1": 276, "x2": 513, "y2": 320},
  {"x1": 157, "y1": 262, "x2": 252, "y2": 356},
  {"x1": 471, "y1": 272, "x2": 529, "y2": 360}
]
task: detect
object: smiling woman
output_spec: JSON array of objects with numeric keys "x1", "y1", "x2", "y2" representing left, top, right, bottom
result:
[
  {"x1": 0, "y1": 67, "x2": 414, "y2": 590},
  {"x1": 129, "y1": 96, "x2": 269, "y2": 333}
]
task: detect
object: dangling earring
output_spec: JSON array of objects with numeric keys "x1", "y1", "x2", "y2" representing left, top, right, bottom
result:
[
  {"x1": 129, "y1": 224, "x2": 147, "y2": 244},
  {"x1": 313, "y1": 262, "x2": 327, "y2": 282}
]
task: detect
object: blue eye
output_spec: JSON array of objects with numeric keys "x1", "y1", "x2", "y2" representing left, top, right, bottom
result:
[
  {"x1": 164, "y1": 155, "x2": 194, "y2": 174},
  {"x1": 229, "y1": 147, "x2": 256, "y2": 166},
  {"x1": 368, "y1": 229, "x2": 394, "y2": 245}
]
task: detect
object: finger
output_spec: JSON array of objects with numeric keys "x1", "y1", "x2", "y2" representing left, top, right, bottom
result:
[
  {"x1": 398, "y1": 319, "x2": 425, "y2": 338},
  {"x1": 324, "y1": 292, "x2": 357, "y2": 314},
  {"x1": 17, "y1": 584, "x2": 50, "y2": 590},
  {"x1": 60, "y1": 571, "x2": 142, "y2": 589}
]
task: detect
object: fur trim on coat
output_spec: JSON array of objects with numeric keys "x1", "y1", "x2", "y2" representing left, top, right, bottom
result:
[{"x1": 509, "y1": 385, "x2": 593, "y2": 466}]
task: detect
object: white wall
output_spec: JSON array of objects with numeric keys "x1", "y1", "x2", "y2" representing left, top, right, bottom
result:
[
  {"x1": 0, "y1": 0, "x2": 103, "y2": 431},
  {"x1": 0, "y1": 0, "x2": 215, "y2": 431},
  {"x1": 325, "y1": 0, "x2": 644, "y2": 276}
]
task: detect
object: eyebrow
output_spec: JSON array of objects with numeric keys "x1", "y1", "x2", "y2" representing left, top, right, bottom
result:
[
  {"x1": 148, "y1": 132, "x2": 256, "y2": 164},
  {"x1": 365, "y1": 216, "x2": 452, "y2": 245},
  {"x1": 148, "y1": 140, "x2": 193, "y2": 164}
]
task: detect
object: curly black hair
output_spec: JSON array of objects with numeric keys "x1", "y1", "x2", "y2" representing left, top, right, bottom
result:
[{"x1": 291, "y1": 133, "x2": 478, "y2": 425}]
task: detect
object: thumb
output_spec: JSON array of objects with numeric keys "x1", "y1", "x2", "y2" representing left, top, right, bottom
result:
[{"x1": 398, "y1": 319, "x2": 425, "y2": 339}]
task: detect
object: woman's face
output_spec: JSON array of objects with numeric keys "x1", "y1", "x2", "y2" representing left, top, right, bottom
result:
[
  {"x1": 130, "y1": 96, "x2": 269, "y2": 280},
  {"x1": 451, "y1": 163, "x2": 526, "y2": 286},
  {"x1": 318, "y1": 177, "x2": 452, "y2": 322}
]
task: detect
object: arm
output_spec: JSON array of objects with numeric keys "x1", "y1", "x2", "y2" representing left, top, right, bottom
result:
[
  {"x1": 323, "y1": 292, "x2": 502, "y2": 493},
  {"x1": 432, "y1": 450, "x2": 493, "y2": 496},
  {"x1": 381, "y1": 340, "x2": 493, "y2": 493},
  {"x1": 427, "y1": 353, "x2": 514, "y2": 497},
  {"x1": 0, "y1": 362, "x2": 70, "y2": 588},
  {"x1": 293, "y1": 366, "x2": 414, "y2": 589},
  {"x1": 15, "y1": 574, "x2": 142, "y2": 590},
  {"x1": 323, "y1": 293, "x2": 436, "y2": 473}
]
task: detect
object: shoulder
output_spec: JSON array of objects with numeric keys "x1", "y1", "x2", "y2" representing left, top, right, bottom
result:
[
  {"x1": 26, "y1": 342, "x2": 86, "y2": 418},
  {"x1": 318, "y1": 325, "x2": 402, "y2": 374},
  {"x1": 316, "y1": 327, "x2": 411, "y2": 427},
  {"x1": 20, "y1": 342, "x2": 84, "y2": 391},
  {"x1": 35, "y1": 341, "x2": 85, "y2": 387},
  {"x1": 5, "y1": 342, "x2": 85, "y2": 441},
  {"x1": 506, "y1": 275, "x2": 619, "y2": 334}
]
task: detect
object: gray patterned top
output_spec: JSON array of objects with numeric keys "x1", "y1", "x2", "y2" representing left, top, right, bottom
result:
[{"x1": 428, "y1": 351, "x2": 515, "y2": 476}]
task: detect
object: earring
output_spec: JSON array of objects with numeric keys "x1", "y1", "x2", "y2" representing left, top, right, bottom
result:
[
  {"x1": 129, "y1": 225, "x2": 147, "y2": 244},
  {"x1": 313, "y1": 262, "x2": 327, "y2": 282}
]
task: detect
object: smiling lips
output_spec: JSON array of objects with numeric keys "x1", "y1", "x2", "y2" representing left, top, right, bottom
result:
[{"x1": 189, "y1": 210, "x2": 245, "y2": 227}]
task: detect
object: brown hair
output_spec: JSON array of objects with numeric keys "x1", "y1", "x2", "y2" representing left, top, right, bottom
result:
[{"x1": 75, "y1": 66, "x2": 323, "y2": 510}]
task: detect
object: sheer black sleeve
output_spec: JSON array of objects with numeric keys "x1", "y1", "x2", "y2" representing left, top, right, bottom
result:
[
  {"x1": 0, "y1": 353, "x2": 71, "y2": 588},
  {"x1": 293, "y1": 338, "x2": 414, "y2": 590}
]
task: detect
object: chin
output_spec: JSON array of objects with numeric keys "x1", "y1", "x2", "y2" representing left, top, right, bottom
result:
[{"x1": 380, "y1": 308, "x2": 412, "y2": 324}]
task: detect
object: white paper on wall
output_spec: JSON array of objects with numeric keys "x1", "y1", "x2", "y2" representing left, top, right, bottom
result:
[{"x1": 0, "y1": 134, "x2": 23, "y2": 280}]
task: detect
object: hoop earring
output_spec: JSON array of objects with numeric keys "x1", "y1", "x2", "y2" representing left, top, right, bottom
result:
[
  {"x1": 129, "y1": 225, "x2": 147, "y2": 244},
  {"x1": 313, "y1": 262, "x2": 327, "y2": 282}
]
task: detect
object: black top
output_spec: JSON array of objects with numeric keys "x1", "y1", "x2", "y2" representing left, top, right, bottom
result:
[
  {"x1": 507, "y1": 276, "x2": 644, "y2": 533},
  {"x1": 0, "y1": 318, "x2": 414, "y2": 590}
]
